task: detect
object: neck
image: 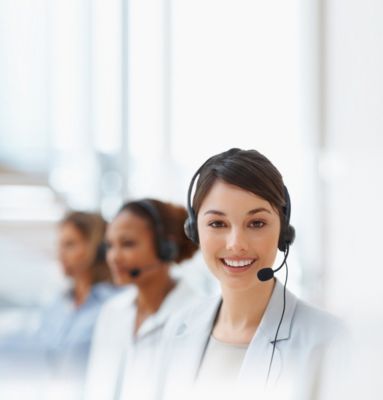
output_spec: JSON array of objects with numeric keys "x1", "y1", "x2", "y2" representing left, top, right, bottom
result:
[
  {"x1": 136, "y1": 270, "x2": 175, "y2": 314},
  {"x1": 73, "y1": 273, "x2": 92, "y2": 307},
  {"x1": 134, "y1": 268, "x2": 175, "y2": 333},
  {"x1": 213, "y1": 279, "x2": 275, "y2": 344}
]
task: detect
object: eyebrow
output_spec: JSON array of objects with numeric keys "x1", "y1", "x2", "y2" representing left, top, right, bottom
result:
[{"x1": 203, "y1": 207, "x2": 272, "y2": 216}]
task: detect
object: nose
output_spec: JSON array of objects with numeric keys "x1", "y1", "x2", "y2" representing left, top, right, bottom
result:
[{"x1": 226, "y1": 227, "x2": 249, "y2": 253}]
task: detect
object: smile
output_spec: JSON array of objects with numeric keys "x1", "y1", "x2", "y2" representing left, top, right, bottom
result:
[{"x1": 221, "y1": 258, "x2": 256, "y2": 268}]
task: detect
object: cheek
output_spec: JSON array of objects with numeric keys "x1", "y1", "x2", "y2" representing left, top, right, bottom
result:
[
  {"x1": 62, "y1": 248, "x2": 78, "y2": 263},
  {"x1": 198, "y1": 232, "x2": 221, "y2": 263},
  {"x1": 77, "y1": 245, "x2": 90, "y2": 260},
  {"x1": 69, "y1": 245, "x2": 91, "y2": 268},
  {"x1": 139, "y1": 238, "x2": 160, "y2": 262},
  {"x1": 116, "y1": 245, "x2": 158, "y2": 265},
  {"x1": 256, "y1": 232, "x2": 279, "y2": 263}
]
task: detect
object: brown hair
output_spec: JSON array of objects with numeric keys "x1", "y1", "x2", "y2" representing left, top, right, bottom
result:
[
  {"x1": 193, "y1": 148, "x2": 286, "y2": 227},
  {"x1": 119, "y1": 199, "x2": 199, "y2": 264},
  {"x1": 60, "y1": 211, "x2": 112, "y2": 284}
]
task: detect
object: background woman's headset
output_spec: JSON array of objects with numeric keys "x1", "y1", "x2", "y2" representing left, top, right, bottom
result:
[{"x1": 136, "y1": 199, "x2": 179, "y2": 262}]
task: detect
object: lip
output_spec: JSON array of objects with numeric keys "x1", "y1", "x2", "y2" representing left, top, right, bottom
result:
[
  {"x1": 219, "y1": 258, "x2": 256, "y2": 273},
  {"x1": 111, "y1": 265, "x2": 131, "y2": 275}
]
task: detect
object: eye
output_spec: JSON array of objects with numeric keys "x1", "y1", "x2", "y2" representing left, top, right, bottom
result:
[
  {"x1": 122, "y1": 239, "x2": 137, "y2": 247},
  {"x1": 208, "y1": 220, "x2": 226, "y2": 228},
  {"x1": 249, "y1": 220, "x2": 265, "y2": 229}
]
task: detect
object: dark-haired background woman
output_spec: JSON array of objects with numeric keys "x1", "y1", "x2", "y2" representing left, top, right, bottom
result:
[{"x1": 84, "y1": 199, "x2": 202, "y2": 400}]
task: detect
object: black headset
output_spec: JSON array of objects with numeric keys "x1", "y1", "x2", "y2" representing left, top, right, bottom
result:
[
  {"x1": 136, "y1": 199, "x2": 179, "y2": 262},
  {"x1": 94, "y1": 241, "x2": 107, "y2": 264},
  {"x1": 278, "y1": 186, "x2": 296, "y2": 252},
  {"x1": 184, "y1": 160, "x2": 295, "y2": 252}
]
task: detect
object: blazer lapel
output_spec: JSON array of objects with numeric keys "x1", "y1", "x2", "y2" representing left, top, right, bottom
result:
[
  {"x1": 238, "y1": 280, "x2": 298, "y2": 390},
  {"x1": 170, "y1": 296, "x2": 222, "y2": 388},
  {"x1": 137, "y1": 281, "x2": 196, "y2": 338},
  {"x1": 104, "y1": 293, "x2": 136, "y2": 399},
  {"x1": 85, "y1": 293, "x2": 136, "y2": 400}
]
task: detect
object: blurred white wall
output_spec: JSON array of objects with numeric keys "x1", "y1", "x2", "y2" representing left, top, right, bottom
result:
[
  {"x1": 0, "y1": 1, "x2": 382, "y2": 396},
  {"x1": 125, "y1": 0, "x2": 308, "y2": 298},
  {"x1": 321, "y1": 1, "x2": 383, "y2": 398},
  {"x1": 323, "y1": 0, "x2": 383, "y2": 314}
]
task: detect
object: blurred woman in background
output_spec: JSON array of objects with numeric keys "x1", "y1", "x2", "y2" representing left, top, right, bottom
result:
[
  {"x1": 84, "y1": 199, "x2": 201, "y2": 400},
  {"x1": 36, "y1": 211, "x2": 119, "y2": 396}
]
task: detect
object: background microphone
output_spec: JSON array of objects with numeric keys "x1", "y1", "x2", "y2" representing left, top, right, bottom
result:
[
  {"x1": 128, "y1": 268, "x2": 141, "y2": 278},
  {"x1": 128, "y1": 264, "x2": 159, "y2": 278},
  {"x1": 257, "y1": 247, "x2": 290, "y2": 282}
]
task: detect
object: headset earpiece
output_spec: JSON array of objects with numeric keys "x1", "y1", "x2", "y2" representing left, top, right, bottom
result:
[
  {"x1": 136, "y1": 200, "x2": 179, "y2": 262},
  {"x1": 278, "y1": 186, "x2": 295, "y2": 252},
  {"x1": 278, "y1": 224, "x2": 295, "y2": 252},
  {"x1": 184, "y1": 167, "x2": 203, "y2": 245},
  {"x1": 158, "y1": 238, "x2": 179, "y2": 262},
  {"x1": 184, "y1": 210, "x2": 199, "y2": 244},
  {"x1": 285, "y1": 225, "x2": 295, "y2": 247},
  {"x1": 94, "y1": 241, "x2": 107, "y2": 264}
]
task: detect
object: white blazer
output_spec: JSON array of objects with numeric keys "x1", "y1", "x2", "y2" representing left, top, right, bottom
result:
[
  {"x1": 83, "y1": 280, "x2": 202, "y2": 400},
  {"x1": 156, "y1": 280, "x2": 345, "y2": 400}
]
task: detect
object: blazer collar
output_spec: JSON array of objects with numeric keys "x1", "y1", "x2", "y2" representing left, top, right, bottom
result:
[
  {"x1": 138, "y1": 279, "x2": 198, "y2": 337},
  {"x1": 177, "y1": 279, "x2": 297, "y2": 342},
  {"x1": 171, "y1": 295, "x2": 222, "y2": 386},
  {"x1": 236, "y1": 279, "x2": 298, "y2": 387},
  {"x1": 258, "y1": 279, "x2": 298, "y2": 343},
  {"x1": 171, "y1": 280, "x2": 298, "y2": 389}
]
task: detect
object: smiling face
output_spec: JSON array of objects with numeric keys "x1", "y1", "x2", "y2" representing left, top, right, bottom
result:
[
  {"x1": 197, "y1": 180, "x2": 281, "y2": 291},
  {"x1": 105, "y1": 210, "x2": 163, "y2": 286}
]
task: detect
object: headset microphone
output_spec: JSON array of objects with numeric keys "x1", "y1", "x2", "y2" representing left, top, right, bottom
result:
[
  {"x1": 128, "y1": 268, "x2": 141, "y2": 278},
  {"x1": 257, "y1": 246, "x2": 290, "y2": 282},
  {"x1": 128, "y1": 264, "x2": 160, "y2": 278}
]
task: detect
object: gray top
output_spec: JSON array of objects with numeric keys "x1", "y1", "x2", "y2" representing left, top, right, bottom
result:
[{"x1": 196, "y1": 335, "x2": 248, "y2": 385}]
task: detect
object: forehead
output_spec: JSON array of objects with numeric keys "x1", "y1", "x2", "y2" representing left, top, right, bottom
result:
[
  {"x1": 107, "y1": 210, "x2": 151, "y2": 236},
  {"x1": 60, "y1": 221, "x2": 83, "y2": 236},
  {"x1": 198, "y1": 180, "x2": 275, "y2": 215}
]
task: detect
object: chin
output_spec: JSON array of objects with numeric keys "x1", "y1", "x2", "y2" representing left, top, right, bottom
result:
[
  {"x1": 112, "y1": 272, "x2": 131, "y2": 286},
  {"x1": 62, "y1": 268, "x2": 74, "y2": 278},
  {"x1": 219, "y1": 272, "x2": 260, "y2": 290}
]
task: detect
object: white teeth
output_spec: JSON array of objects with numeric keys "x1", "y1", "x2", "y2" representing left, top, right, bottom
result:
[{"x1": 223, "y1": 259, "x2": 254, "y2": 268}]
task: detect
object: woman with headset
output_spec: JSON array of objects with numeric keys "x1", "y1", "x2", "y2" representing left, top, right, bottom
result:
[
  {"x1": 84, "y1": 199, "x2": 201, "y2": 400},
  {"x1": 156, "y1": 148, "x2": 344, "y2": 400}
]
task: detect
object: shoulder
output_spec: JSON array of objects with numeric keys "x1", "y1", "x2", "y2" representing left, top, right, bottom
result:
[
  {"x1": 91, "y1": 282, "x2": 122, "y2": 302},
  {"x1": 96, "y1": 286, "x2": 137, "y2": 322},
  {"x1": 37, "y1": 290, "x2": 71, "y2": 321},
  {"x1": 101, "y1": 286, "x2": 137, "y2": 314},
  {"x1": 170, "y1": 278, "x2": 208, "y2": 306},
  {"x1": 293, "y1": 298, "x2": 345, "y2": 343},
  {"x1": 90, "y1": 287, "x2": 137, "y2": 347},
  {"x1": 163, "y1": 293, "x2": 220, "y2": 338}
]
